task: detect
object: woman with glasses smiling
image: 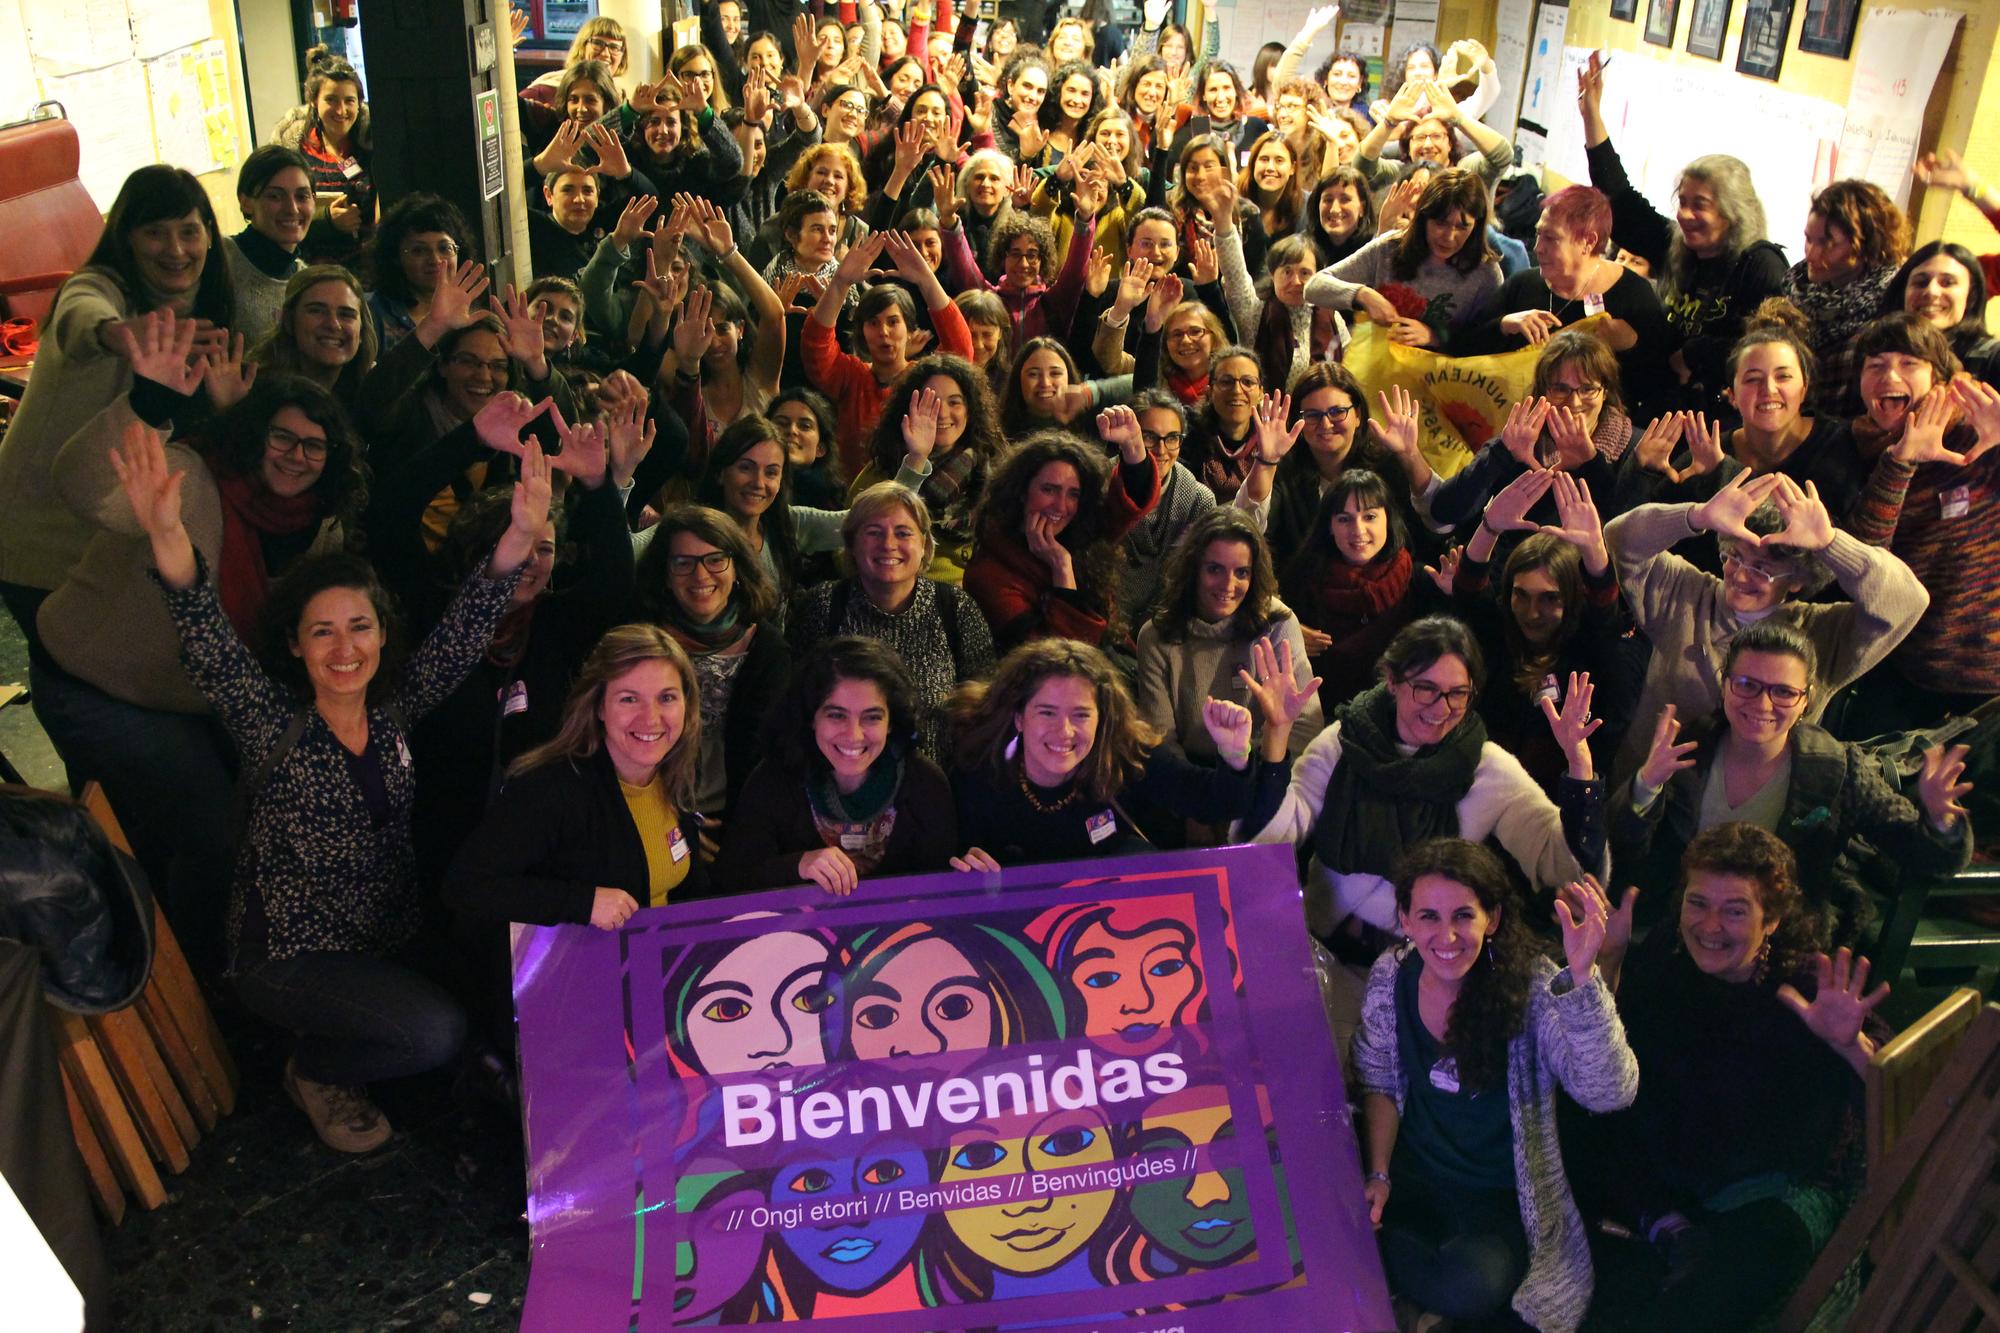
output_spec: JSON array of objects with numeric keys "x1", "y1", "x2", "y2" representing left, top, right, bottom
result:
[
  {"x1": 363, "y1": 194, "x2": 477, "y2": 349},
  {"x1": 1612, "y1": 621, "x2": 1970, "y2": 946},
  {"x1": 1603, "y1": 470, "x2": 1929, "y2": 784},
  {"x1": 522, "y1": 17, "x2": 631, "y2": 111},
  {"x1": 1237, "y1": 615, "x2": 1608, "y2": 946}
]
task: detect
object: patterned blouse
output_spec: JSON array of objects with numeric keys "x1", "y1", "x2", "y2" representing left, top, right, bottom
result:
[{"x1": 158, "y1": 560, "x2": 520, "y2": 970}]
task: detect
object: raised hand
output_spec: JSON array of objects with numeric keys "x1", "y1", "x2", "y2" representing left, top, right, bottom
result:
[
  {"x1": 800, "y1": 846, "x2": 860, "y2": 895},
  {"x1": 1424, "y1": 544, "x2": 1462, "y2": 596},
  {"x1": 1483, "y1": 466, "x2": 1555, "y2": 534},
  {"x1": 791, "y1": 14, "x2": 817, "y2": 78},
  {"x1": 776, "y1": 270, "x2": 821, "y2": 315},
  {"x1": 1547, "y1": 404, "x2": 1595, "y2": 469},
  {"x1": 586, "y1": 121, "x2": 631, "y2": 179},
  {"x1": 113, "y1": 309, "x2": 204, "y2": 395},
  {"x1": 589, "y1": 888, "x2": 639, "y2": 930},
  {"x1": 424, "y1": 259, "x2": 492, "y2": 340},
  {"x1": 904, "y1": 328, "x2": 933, "y2": 357},
  {"x1": 553, "y1": 417, "x2": 608, "y2": 488},
  {"x1": 1206, "y1": 174, "x2": 1238, "y2": 231},
  {"x1": 928, "y1": 163, "x2": 960, "y2": 230},
  {"x1": 1097, "y1": 404, "x2": 1146, "y2": 464},
  {"x1": 1201, "y1": 697, "x2": 1256, "y2": 766},
  {"x1": 1690, "y1": 469, "x2": 1781, "y2": 544},
  {"x1": 892, "y1": 118, "x2": 927, "y2": 178},
  {"x1": 671, "y1": 285, "x2": 717, "y2": 367},
  {"x1": 680, "y1": 194, "x2": 736, "y2": 256},
  {"x1": 1112, "y1": 256, "x2": 1156, "y2": 315},
  {"x1": 1681, "y1": 410, "x2": 1726, "y2": 478},
  {"x1": 1761, "y1": 475, "x2": 1835, "y2": 550},
  {"x1": 1074, "y1": 170, "x2": 1109, "y2": 220},
  {"x1": 1777, "y1": 948, "x2": 1888, "y2": 1071},
  {"x1": 1500, "y1": 396, "x2": 1554, "y2": 468},
  {"x1": 902, "y1": 384, "x2": 943, "y2": 461},
  {"x1": 1376, "y1": 175, "x2": 1423, "y2": 234},
  {"x1": 1012, "y1": 112, "x2": 1046, "y2": 160},
  {"x1": 1253, "y1": 391, "x2": 1304, "y2": 465},
  {"x1": 1236, "y1": 634, "x2": 1322, "y2": 744},
  {"x1": 1553, "y1": 873, "x2": 1612, "y2": 979},
  {"x1": 1892, "y1": 387, "x2": 1968, "y2": 465},
  {"x1": 1011, "y1": 163, "x2": 1038, "y2": 208},
  {"x1": 109, "y1": 418, "x2": 185, "y2": 543},
  {"x1": 600, "y1": 374, "x2": 657, "y2": 488},
  {"x1": 1143, "y1": 0, "x2": 1172, "y2": 25},
  {"x1": 473, "y1": 391, "x2": 560, "y2": 458},
  {"x1": 1913, "y1": 147, "x2": 1976, "y2": 195},
  {"x1": 1632, "y1": 411, "x2": 1685, "y2": 481},
  {"x1": 612, "y1": 194, "x2": 660, "y2": 251},
  {"x1": 497, "y1": 284, "x2": 548, "y2": 375},
  {"x1": 1540, "y1": 471, "x2": 1607, "y2": 565},
  {"x1": 1917, "y1": 742, "x2": 1973, "y2": 830},
  {"x1": 835, "y1": 230, "x2": 890, "y2": 288},
  {"x1": 742, "y1": 67, "x2": 772, "y2": 126},
  {"x1": 1369, "y1": 385, "x2": 1422, "y2": 459},
  {"x1": 497, "y1": 442, "x2": 556, "y2": 573},
  {"x1": 1189, "y1": 233, "x2": 1219, "y2": 286},
  {"x1": 1145, "y1": 270, "x2": 1185, "y2": 330},
  {"x1": 201, "y1": 333, "x2": 258, "y2": 411},
  {"x1": 537, "y1": 118, "x2": 586, "y2": 175},
  {"x1": 1951, "y1": 378, "x2": 2000, "y2": 463},
  {"x1": 1539, "y1": 670, "x2": 1602, "y2": 780},
  {"x1": 1636, "y1": 703, "x2": 1698, "y2": 792},
  {"x1": 1575, "y1": 49, "x2": 1606, "y2": 119}
]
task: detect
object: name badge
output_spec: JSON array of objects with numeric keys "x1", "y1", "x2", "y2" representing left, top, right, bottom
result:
[
  {"x1": 1582, "y1": 291, "x2": 1607, "y2": 318},
  {"x1": 339, "y1": 156, "x2": 364, "y2": 181},
  {"x1": 1429, "y1": 1056, "x2": 1461, "y2": 1094},
  {"x1": 1535, "y1": 673, "x2": 1561, "y2": 707},
  {"x1": 1941, "y1": 484, "x2": 1971, "y2": 520},
  {"x1": 499, "y1": 680, "x2": 529, "y2": 717},
  {"x1": 395, "y1": 734, "x2": 413, "y2": 769},
  {"x1": 1086, "y1": 809, "x2": 1118, "y2": 845},
  {"x1": 668, "y1": 826, "x2": 690, "y2": 862},
  {"x1": 839, "y1": 828, "x2": 870, "y2": 852}
]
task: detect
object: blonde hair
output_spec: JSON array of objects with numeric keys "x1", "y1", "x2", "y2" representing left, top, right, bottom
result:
[
  {"x1": 842, "y1": 483, "x2": 936, "y2": 569},
  {"x1": 510, "y1": 624, "x2": 702, "y2": 808},
  {"x1": 565, "y1": 17, "x2": 629, "y2": 77}
]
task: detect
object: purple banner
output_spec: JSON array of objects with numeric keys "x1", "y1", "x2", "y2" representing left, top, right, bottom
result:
[{"x1": 513, "y1": 844, "x2": 1392, "y2": 1331}]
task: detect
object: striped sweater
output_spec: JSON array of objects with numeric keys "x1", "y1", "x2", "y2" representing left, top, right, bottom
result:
[{"x1": 1850, "y1": 433, "x2": 2000, "y2": 693}]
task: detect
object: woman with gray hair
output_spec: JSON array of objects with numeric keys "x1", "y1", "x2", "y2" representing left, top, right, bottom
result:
[
  {"x1": 1603, "y1": 470, "x2": 1929, "y2": 783},
  {"x1": 1576, "y1": 54, "x2": 1788, "y2": 418},
  {"x1": 784, "y1": 483, "x2": 996, "y2": 763}
]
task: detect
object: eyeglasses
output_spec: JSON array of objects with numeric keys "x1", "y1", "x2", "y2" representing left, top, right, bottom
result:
[
  {"x1": 402, "y1": 240, "x2": 460, "y2": 261},
  {"x1": 1726, "y1": 674, "x2": 1809, "y2": 707},
  {"x1": 1544, "y1": 382, "x2": 1606, "y2": 403},
  {"x1": 445, "y1": 353, "x2": 511, "y2": 376},
  {"x1": 1141, "y1": 429, "x2": 1183, "y2": 449},
  {"x1": 1167, "y1": 327, "x2": 1211, "y2": 342},
  {"x1": 668, "y1": 551, "x2": 733, "y2": 576},
  {"x1": 586, "y1": 37, "x2": 626, "y2": 53},
  {"x1": 1213, "y1": 375, "x2": 1262, "y2": 392},
  {"x1": 1721, "y1": 549, "x2": 1794, "y2": 586},
  {"x1": 1399, "y1": 678, "x2": 1475, "y2": 712},
  {"x1": 266, "y1": 425, "x2": 329, "y2": 461},
  {"x1": 683, "y1": 66, "x2": 715, "y2": 81},
  {"x1": 1006, "y1": 249, "x2": 1043, "y2": 265},
  {"x1": 834, "y1": 99, "x2": 868, "y2": 115},
  {"x1": 1299, "y1": 403, "x2": 1355, "y2": 425}
]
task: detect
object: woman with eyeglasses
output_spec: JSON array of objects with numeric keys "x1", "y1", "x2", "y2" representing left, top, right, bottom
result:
[
  {"x1": 363, "y1": 194, "x2": 478, "y2": 350},
  {"x1": 1613, "y1": 621, "x2": 1970, "y2": 946},
  {"x1": 1238, "y1": 615, "x2": 1608, "y2": 946},
  {"x1": 521, "y1": 17, "x2": 631, "y2": 110},
  {"x1": 34, "y1": 314, "x2": 362, "y2": 972},
  {"x1": 1603, "y1": 469, "x2": 1929, "y2": 783},
  {"x1": 1117, "y1": 389, "x2": 1218, "y2": 626},
  {"x1": 634, "y1": 504, "x2": 793, "y2": 856}
]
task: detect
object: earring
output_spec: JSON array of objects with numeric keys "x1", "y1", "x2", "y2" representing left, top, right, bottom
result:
[
  {"x1": 1483, "y1": 934, "x2": 1499, "y2": 966},
  {"x1": 1752, "y1": 938, "x2": 1771, "y2": 986},
  {"x1": 1004, "y1": 731, "x2": 1020, "y2": 761}
]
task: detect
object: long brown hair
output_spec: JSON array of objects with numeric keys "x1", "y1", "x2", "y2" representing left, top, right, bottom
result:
[
  {"x1": 1392, "y1": 168, "x2": 1494, "y2": 280},
  {"x1": 509, "y1": 624, "x2": 702, "y2": 808},
  {"x1": 949, "y1": 639, "x2": 1161, "y2": 802},
  {"x1": 1152, "y1": 508, "x2": 1289, "y2": 643}
]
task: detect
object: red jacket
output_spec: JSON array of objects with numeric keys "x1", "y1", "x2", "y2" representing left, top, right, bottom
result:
[
  {"x1": 964, "y1": 454, "x2": 1161, "y2": 650},
  {"x1": 803, "y1": 301, "x2": 973, "y2": 478}
]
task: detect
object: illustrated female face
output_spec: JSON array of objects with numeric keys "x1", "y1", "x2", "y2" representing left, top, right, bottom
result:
[
  {"x1": 1298, "y1": 384, "x2": 1358, "y2": 463},
  {"x1": 1069, "y1": 919, "x2": 1199, "y2": 1054},
  {"x1": 1202, "y1": 71, "x2": 1238, "y2": 121},
  {"x1": 290, "y1": 586, "x2": 381, "y2": 702},
  {"x1": 1330, "y1": 490, "x2": 1386, "y2": 564},
  {"x1": 1134, "y1": 69, "x2": 1169, "y2": 116},
  {"x1": 1680, "y1": 869, "x2": 1780, "y2": 982},
  {"x1": 722, "y1": 438, "x2": 785, "y2": 520},
  {"x1": 1250, "y1": 140, "x2": 1293, "y2": 194},
  {"x1": 673, "y1": 1164, "x2": 765, "y2": 1321},
  {"x1": 129, "y1": 209, "x2": 210, "y2": 300},
  {"x1": 598, "y1": 658, "x2": 687, "y2": 781},
  {"x1": 1325, "y1": 58, "x2": 1363, "y2": 104},
  {"x1": 439, "y1": 328, "x2": 508, "y2": 418},
  {"x1": 1014, "y1": 672, "x2": 1097, "y2": 787},
  {"x1": 1722, "y1": 647, "x2": 1809, "y2": 751},
  {"x1": 769, "y1": 398, "x2": 823, "y2": 466},
  {"x1": 644, "y1": 109, "x2": 682, "y2": 156},
  {"x1": 1425, "y1": 206, "x2": 1477, "y2": 262},
  {"x1": 1319, "y1": 181, "x2": 1363, "y2": 241},
  {"x1": 1163, "y1": 311, "x2": 1213, "y2": 375},
  {"x1": 245, "y1": 166, "x2": 313, "y2": 250},
  {"x1": 684, "y1": 932, "x2": 835, "y2": 1074},
  {"x1": 941, "y1": 1107, "x2": 1116, "y2": 1274},
  {"x1": 849, "y1": 935, "x2": 995, "y2": 1060},
  {"x1": 1509, "y1": 565, "x2": 1564, "y2": 646},
  {"x1": 1398, "y1": 873, "x2": 1497, "y2": 986},
  {"x1": 293, "y1": 278, "x2": 362, "y2": 370},
  {"x1": 773, "y1": 1139, "x2": 931, "y2": 1291},
  {"x1": 1391, "y1": 652, "x2": 1473, "y2": 748},
  {"x1": 1019, "y1": 348, "x2": 1069, "y2": 415},
  {"x1": 1131, "y1": 1090, "x2": 1254, "y2": 1267},
  {"x1": 1009, "y1": 66, "x2": 1049, "y2": 116},
  {"x1": 1905, "y1": 253, "x2": 1973, "y2": 329},
  {"x1": 1729, "y1": 341, "x2": 1805, "y2": 437},
  {"x1": 666, "y1": 529, "x2": 736, "y2": 622},
  {"x1": 1859, "y1": 349, "x2": 1937, "y2": 434},
  {"x1": 1059, "y1": 72, "x2": 1095, "y2": 123}
]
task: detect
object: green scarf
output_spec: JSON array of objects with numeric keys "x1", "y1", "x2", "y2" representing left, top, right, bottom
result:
[{"x1": 1313, "y1": 684, "x2": 1487, "y2": 879}]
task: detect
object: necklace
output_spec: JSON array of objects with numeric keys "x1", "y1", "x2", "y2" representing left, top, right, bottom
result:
[{"x1": 1016, "y1": 760, "x2": 1081, "y2": 813}]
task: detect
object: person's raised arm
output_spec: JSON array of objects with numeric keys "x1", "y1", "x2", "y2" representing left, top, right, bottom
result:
[
  {"x1": 809, "y1": 230, "x2": 889, "y2": 329},
  {"x1": 1777, "y1": 949, "x2": 1888, "y2": 1077},
  {"x1": 109, "y1": 419, "x2": 197, "y2": 591},
  {"x1": 1576, "y1": 49, "x2": 1609, "y2": 149},
  {"x1": 680, "y1": 193, "x2": 787, "y2": 397},
  {"x1": 1238, "y1": 390, "x2": 1303, "y2": 512}
]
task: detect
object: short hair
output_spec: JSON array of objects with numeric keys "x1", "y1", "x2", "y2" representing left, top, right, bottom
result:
[
  {"x1": 765, "y1": 636, "x2": 921, "y2": 776},
  {"x1": 777, "y1": 187, "x2": 840, "y2": 242},
  {"x1": 1540, "y1": 185, "x2": 1613, "y2": 249},
  {"x1": 1851, "y1": 311, "x2": 1961, "y2": 387},
  {"x1": 1811, "y1": 178, "x2": 1910, "y2": 273},
  {"x1": 854, "y1": 282, "x2": 917, "y2": 336},
  {"x1": 986, "y1": 213, "x2": 1057, "y2": 278},
  {"x1": 783, "y1": 147, "x2": 866, "y2": 214},
  {"x1": 1531, "y1": 329, "x2": 1624, "y2": 415},
  {"x1": 1380, "y1": 615, "x2": 1487, "y2": 694},
  {"x1": 236, "y1": 144, "x2": 313, "y2": 201},
  {"x1": 369, "y1": 194, "x2": 475, "y2": 305},
  {"x1": 1680, "y1": 822, "x2": 1825, "y2": 978},
  {"x1": 523, "y1": 274, "x2": 587, "y2": 346},
  {"x1": 1723, "y1": 618, "x2": 1820, "y2": 684},
  {"x1": 841, "y1": 482, "x2": 935, "y2": 569}
]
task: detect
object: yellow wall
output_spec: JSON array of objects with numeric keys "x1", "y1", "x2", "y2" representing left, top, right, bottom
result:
[
  {"x1": 199, "y1": 0, "x2": 258, "y2": 233},
  {"x1": 1560, "y1": 0, "x2": 1998, "y2": 248}
]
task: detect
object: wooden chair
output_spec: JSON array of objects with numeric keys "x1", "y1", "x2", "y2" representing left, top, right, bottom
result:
[
  {"x1": 1866, "y1": 988, "x2": 1984, "y2": 1259},
  {"x1": 43, "y1": 785, "x2": 237, "y2": 1223}
]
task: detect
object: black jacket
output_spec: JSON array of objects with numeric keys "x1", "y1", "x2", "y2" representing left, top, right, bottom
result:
[{"x1": 445, "y1": 749, "x2": 719, "y2": 925}]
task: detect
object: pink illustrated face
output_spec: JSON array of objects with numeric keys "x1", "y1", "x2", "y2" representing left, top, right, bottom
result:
[
  {"x1": 1068, "y1": 920, "x2": 1200, "y2": 1055},
  {"x1": 684, "y1": 932, "x2": 836, "y2": 1075},
  {"x1": 849, "y1": 935, "x2": 995, "y2": 1061}
]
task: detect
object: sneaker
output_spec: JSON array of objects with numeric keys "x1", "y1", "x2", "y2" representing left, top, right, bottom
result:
[{"x1": 284, "y1": 1056, "x2": 392, "y2": 1153}]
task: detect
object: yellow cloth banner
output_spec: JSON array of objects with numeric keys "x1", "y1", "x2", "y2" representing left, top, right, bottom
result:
[{"x1": 1341, "y1": 315, "x2": 1610, "y2": 479}]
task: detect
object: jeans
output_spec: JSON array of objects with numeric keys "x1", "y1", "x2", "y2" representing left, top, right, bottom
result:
[
  {"x1": 26, "y1": 655, "x2": 238, "y2": 975},
  {"x1": 236, "y1": 946, "x2": 468, "y2": 1087},
  {"x1": 1380, "y1": 1171, "x2": 1531, "y2": 1325}
]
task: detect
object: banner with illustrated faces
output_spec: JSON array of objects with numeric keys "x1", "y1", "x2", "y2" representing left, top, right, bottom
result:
[{"x1": 512, "y1": 844, "x2": 1391, "y2": 1330}]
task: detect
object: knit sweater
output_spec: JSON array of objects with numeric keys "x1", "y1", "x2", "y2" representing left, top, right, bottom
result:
[
  {"x1": 1784, "y1": 261, "x2": 1899, "y2": 416},
  {"x1": 1354, "y1": 949, "x2": 1639, "y2": 1333},
  {"x1": 1849, "y1": 442, "x2": 2000, "y2": 694},
  {"x1": 1304, "y1": 231, "x2": 1501, "y2": 345},
  {"x1": 222, "y1": 231, "x2": 303, "y2": 346},
  {"x1": 1605, "y1": 501, "x2": 1930, "y2": 780},
  {"x1": 1134, "y1": 614, "x2": 1325, "y2": 761}
]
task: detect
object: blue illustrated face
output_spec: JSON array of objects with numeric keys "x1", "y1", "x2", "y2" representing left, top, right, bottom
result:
[{"x1": 772, "y1": 1137, "x2": 932, "y2": 1293}]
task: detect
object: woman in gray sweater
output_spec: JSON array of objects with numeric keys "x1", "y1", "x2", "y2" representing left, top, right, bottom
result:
[
  {"x1": 1304, "y1": 167, "x2": 1502, "y2": 351},
  {"x1": 1354, "y1": 837, "x2": 1637, "y2": 1332}
]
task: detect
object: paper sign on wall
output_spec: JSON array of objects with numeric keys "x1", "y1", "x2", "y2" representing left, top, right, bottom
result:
[{"x1": 1835, "y1": 7, "x2": 1961, "y2": 208}]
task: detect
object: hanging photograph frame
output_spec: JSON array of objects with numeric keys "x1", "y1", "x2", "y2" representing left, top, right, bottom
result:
[
  {"x1": 1798, "y1": 0, "x2": 1860, "y2": 58},
  {"x1": 1736, "y1": 0, "x2": 1793, "y2": 80},
  {"x1": 1644, "y1": 0, "x2": 1681, "y2": 47},
  {"x1": 1686, "y1": 0, "x2": 1734, "y2": 59},
  {"x1": 1610, "y1": 0, "x2": 1640, "y2": 19}
]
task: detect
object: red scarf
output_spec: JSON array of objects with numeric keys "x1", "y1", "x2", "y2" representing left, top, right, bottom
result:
[
  {"x1": 1311, "y1": 548, "x2": 1413, "y2": 622},
  {"x1": 213, "y1": 472, "x2": 321, "y2": 637},
  {"x1": 1166, "y1": 364, "x2": 1209, "y2": 406}
]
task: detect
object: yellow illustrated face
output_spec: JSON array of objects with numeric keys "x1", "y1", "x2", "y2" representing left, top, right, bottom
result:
[{"x1": 940, "y1": 1107, "x2": 1116, "y2": 1273}]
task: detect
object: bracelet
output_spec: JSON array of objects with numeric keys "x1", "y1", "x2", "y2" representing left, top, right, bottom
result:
[
  {"x1": 1365, "y1": 1171, "x2": 1391, "y2": 1186},
  {"x1": 1478, "y1": 515, "x2": 1499, "y2": 538},
  {"x1": 1253, "y1": 455, "x2": 1279, "y2": 469}
]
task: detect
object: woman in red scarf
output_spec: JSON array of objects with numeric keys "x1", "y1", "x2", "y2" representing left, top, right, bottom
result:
[{"x1": 35, "y1": 308, "x2": 363, "y2": 972}]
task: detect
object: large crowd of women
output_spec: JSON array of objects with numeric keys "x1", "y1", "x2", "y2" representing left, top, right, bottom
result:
[{"x1": 0, "y1": 3, "x2": 1994, "y2": 1327}]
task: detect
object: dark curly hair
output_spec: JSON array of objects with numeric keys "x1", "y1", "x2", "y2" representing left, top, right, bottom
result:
[
  {"x1": 763, "y1": 636, "x2": 920, "y2": 776},
  {"x1": 974, "y1": 429, "x2": 1125, "y2": 629},
  {"x1": 1151, "y1": 508, "x2": 1289, "y2": 643},
  {"x1": 1392, "y1": 837, "x2": 1540, "y2": 1094},
  {"x1": 367, "y1": 194, "x2": 475, "y2": 304},
  {"x1": 1679, "y1": 821, "x2": 1826, "y2": 984},
  {"x1": 203, "y1": 374, "x2": 369, "y2": 529},
  {"x1": 985, "y1": 212, "x2": 1058, "y2": 287},
  {"x1": 254, "y1": 553, "x2": 405, "y2": 705},
  {"x1": 865, "y1": 355, "x2": 1003, "y2": 518},
  {"x1": 1043, "y1": 60, "x2": 1104, "y2": 131}
]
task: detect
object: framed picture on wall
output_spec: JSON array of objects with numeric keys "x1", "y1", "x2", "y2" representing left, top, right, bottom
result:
[
  {"x1": 1610, "y1": 0, "x2": 1640, "y2": 19},
  {"x1": 1798, "y1": 0, "x2": 1860, "y2": 58},
  {"x1": 1644, "y1": 0, "x2": 1681, "y2": 47},
  {"x1": 1686, "y1": 0, "x2": 1733, "y2": 58},
  {"x1": 1736, "y1": 0, "x2": 1793, "y2": 79}
]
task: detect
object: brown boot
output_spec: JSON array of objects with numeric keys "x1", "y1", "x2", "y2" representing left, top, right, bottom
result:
[{"x1": 284, "y1": 1056, "x2": 392, "y2": 1152}]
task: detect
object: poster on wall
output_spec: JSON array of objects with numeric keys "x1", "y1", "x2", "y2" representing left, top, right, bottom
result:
[
  {"x1": 1736, "y1": 0, "x2": 1794, "y2": 79},
  {"x1": 1685, "y1": 0, "x2": 1734, "y2": 58},
  {"x1": 1485, "y1": 0, "x2": 1536, "y2": 138},
  {"x1": 1644, "y1": 0, "x2": 1681, "y2": 47},
  {"x1": 1515, "y1": 0, "x2": 1572, "y2": 168},
  {"x1": 1835, "y1": 8, "x2": 1962, "y2": 208},
  {"x1": 511, "y1": 845, "x2": 1394, "y2": 1331},
  {"x1": 144, "y1": 40, "x2": 233, "y2": 177}
]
